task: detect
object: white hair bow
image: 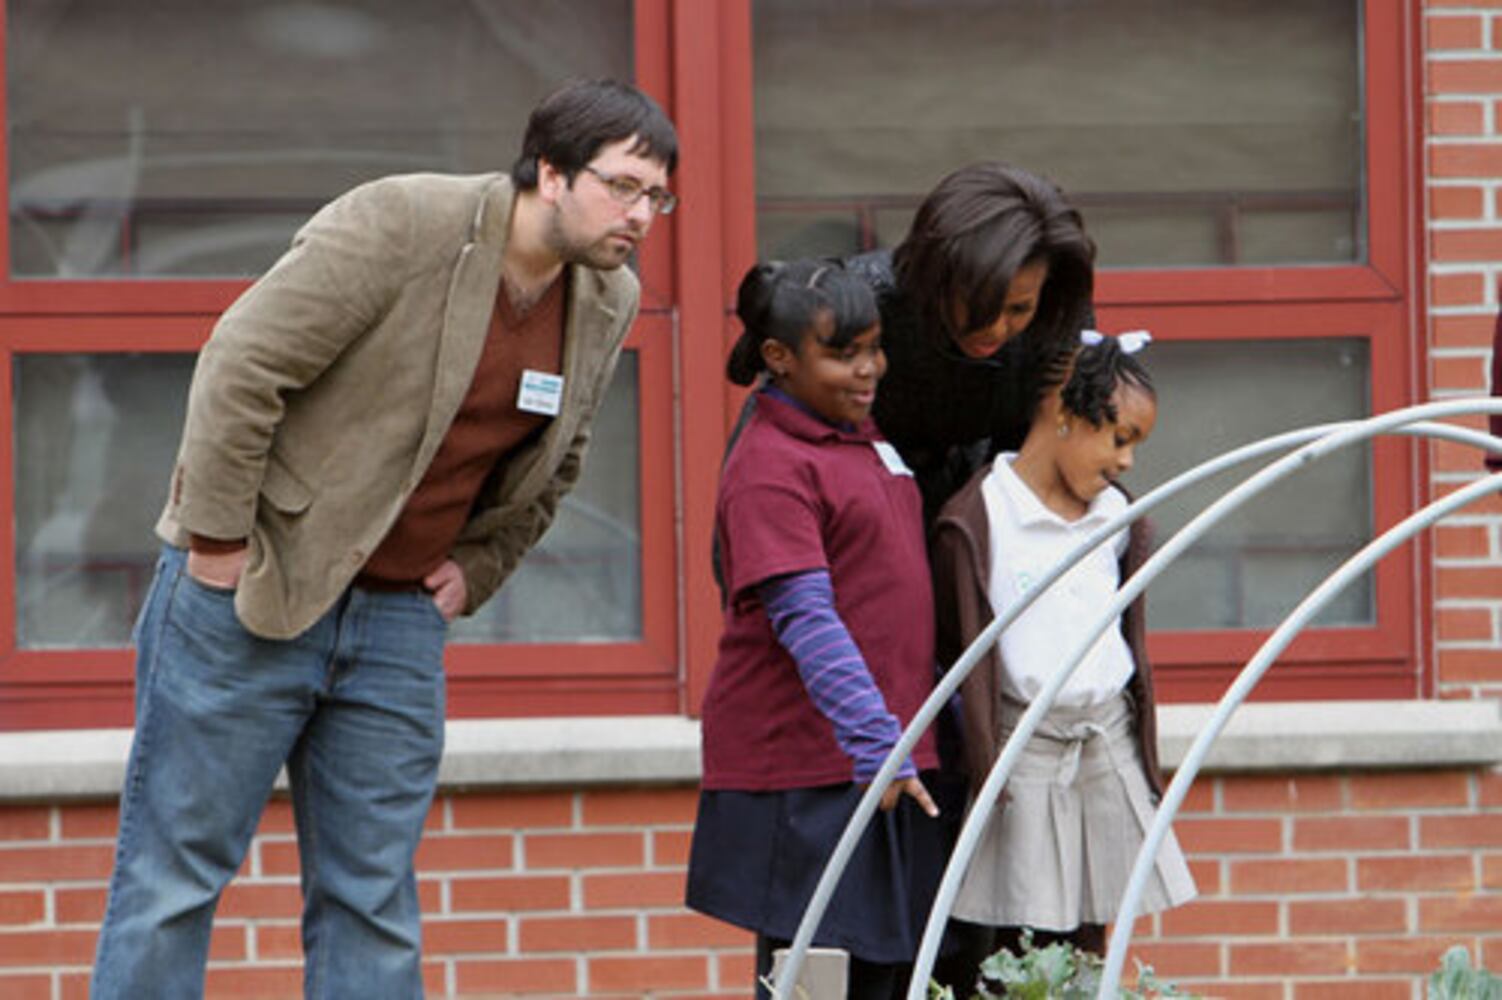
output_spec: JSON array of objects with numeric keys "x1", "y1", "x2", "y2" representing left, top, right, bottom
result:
[{"x1": 1080, "y1": 329, "x2": 1152, "y2": 354}]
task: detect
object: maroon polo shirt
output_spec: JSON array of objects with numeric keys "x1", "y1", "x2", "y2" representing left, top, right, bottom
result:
[{"x1": 700, "y1": 390, "x2": 938, "y2": 791}]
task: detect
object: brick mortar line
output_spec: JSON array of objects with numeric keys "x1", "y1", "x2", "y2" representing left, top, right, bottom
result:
[
  {"x1": 1428, "y1": 468, "x2": 1502, "y2": 481},
  {"x1": 1426, "y1": 52, "x2": 1502, "y2": 62},
  {"x1": 1428, "y1": 311, "x2": 1498, "y2": 321},
  {"x1": 1430, "y1": 261, "x2": 1502, "y2": 273},
  {"x1": 1430, "y1": 231, "x2": 1502, "y2": 240}
]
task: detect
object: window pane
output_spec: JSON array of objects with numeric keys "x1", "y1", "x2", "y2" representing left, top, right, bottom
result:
[
  {"x1": 15, "y1": 352, "x2": 644, "y2": 648},
  {"x1": 8, "y1": 0, "x2": 633, "y2": 277},
  {"x1": 752, "y1": 0, "x2": 1362, "y2": 268},
  {"x1": 15, "y1": 354, "x2": 192, "y2": 647},
  {"x1": 1124, "y1": 339, "x2": 1373, "y2": 630}
]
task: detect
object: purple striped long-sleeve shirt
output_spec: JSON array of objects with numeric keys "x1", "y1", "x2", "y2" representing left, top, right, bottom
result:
[{"x1": 759, "y1": 569, "x2": 915, "y2": 783}]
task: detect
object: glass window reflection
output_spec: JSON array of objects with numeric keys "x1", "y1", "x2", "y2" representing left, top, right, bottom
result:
[
  {"x1": 752, "y1": 0, "x2": 1362, "y2": 268},
  {"x1": 1123, "y1": 338, "x2": 1374, "y2": 630},
  {"x1": 8, "y1": 0, "x2": 634, "y2": 277},
  {"x1": 15, "y1": 353, "x2": 644, "y2": 647}
]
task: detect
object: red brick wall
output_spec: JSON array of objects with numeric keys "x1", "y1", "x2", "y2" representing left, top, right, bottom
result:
[
  {"x1": 1, "y1": 770, "x2": 1499, "y2": 999},
  {"x1": 1428, "y1": 0, "x2": 1502, "y2": 700},
  {"x1": 0, "y1": 788, "x2": 747, "y2": 1000},
  {"x1": 6, "y1": 4, "x2": 1502, "y2": 1000},
  {"x1": 1131, "y1": 769, "x2": 1502, "y2": 1000}
]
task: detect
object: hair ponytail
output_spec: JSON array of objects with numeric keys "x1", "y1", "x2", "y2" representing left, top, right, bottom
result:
[
  {"x1": 724, "y1": 259, "x2": 880, "y2": 386},
  {"x1": 726, "y1": 262, "x2": 784, "y2": 385}
]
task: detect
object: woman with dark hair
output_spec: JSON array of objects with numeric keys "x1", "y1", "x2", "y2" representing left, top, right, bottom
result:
[
  {"x1": 848, "y1": 161, "x2": 1096, "y2": 521},
  {"x1": 843, "y1": 162, "x2": 1097, "y2": 990}
]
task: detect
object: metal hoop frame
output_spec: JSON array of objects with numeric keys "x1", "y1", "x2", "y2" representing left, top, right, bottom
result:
[{"x1": 769, "y1": 398, "x2": 1502, "y2": 1000}]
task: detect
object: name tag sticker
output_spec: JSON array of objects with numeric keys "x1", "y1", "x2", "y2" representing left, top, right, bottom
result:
[
  {"x1": 517, "y1": 370, "x2": 564, "y2": 416},
  {"x1": 873, "y1": 440, "x2": 913, "y2": 477}
]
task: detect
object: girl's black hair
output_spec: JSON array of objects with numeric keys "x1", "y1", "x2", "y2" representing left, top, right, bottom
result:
[
  {"x1": 1034, "y1": 337, "x2": 1156, "y2": 427},
  {"x1": 891, "y1": 161, "x2": 1095, "y2": 363},
  {"x1": 725, "y1": 259, "x2": 880, "y2": 386}
]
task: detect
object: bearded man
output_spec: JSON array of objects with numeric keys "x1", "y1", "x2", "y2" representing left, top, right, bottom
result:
[{"x1": 91, "y1": 78, "x2": 678, "y2": 1000}]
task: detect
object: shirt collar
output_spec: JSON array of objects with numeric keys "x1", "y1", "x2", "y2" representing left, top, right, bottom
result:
[
  {"x1": 756, "y1": 384, "x2": 877, "y2": 443},
  {"x1": 985, "y1": 452, "x2": 1125, "y2": 529}
]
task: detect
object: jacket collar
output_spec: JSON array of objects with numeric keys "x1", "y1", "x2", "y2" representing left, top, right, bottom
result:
[
  {"x1": 932, "y1": 461, "x2": 993, "y2": 604},
  {"x1": 415, "y1": 174, "x2": 622, "y2": 475},
  {"x1": 755, "y1": 385, "x2": 878, "y2": 444},
  {"x1": 473, "y1": 172, "x2": 621, "y2": 327}
]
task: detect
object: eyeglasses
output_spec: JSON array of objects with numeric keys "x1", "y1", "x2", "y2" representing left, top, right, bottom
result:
[{"x1": 581, "y1": 165, "x2": 677, "y2": 215}]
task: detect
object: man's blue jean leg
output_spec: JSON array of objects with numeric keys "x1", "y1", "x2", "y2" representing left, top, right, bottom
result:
[
  {"x1": 90, "y1": 547, "x2": 446, "y2": 1000},
  {"x1": 291, "y1": 587, "x2": 446, "y2": 999}
]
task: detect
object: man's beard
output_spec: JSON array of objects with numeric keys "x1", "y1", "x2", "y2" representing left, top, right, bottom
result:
[{"x1": 548, "y1": 210, "x2": 635, "y2": 272}]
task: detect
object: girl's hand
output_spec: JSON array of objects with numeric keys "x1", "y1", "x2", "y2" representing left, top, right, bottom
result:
[{"x1": 880, "y1": 776, "x2": 939, "y2": 817}]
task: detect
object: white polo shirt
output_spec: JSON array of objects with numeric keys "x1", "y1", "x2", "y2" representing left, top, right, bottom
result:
[{"x1": 981, "y1": 454, "x2": 1136, "y2": 708}]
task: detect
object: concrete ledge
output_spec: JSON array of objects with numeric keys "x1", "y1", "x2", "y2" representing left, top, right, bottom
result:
[
  {"x1": 439, "y1": 715, "x2": 702, "y2": 789},
  {"x1": 0, "y1": 700, "x2": 1498, "y2": 802},
  {"x1": 0, "y1": 728, "x2": 134, "y2": 802},
  {"x1": 1156, "y1": 699, "x2": 1502, "y2": 772},
  {"x1": 0, "y1": 716, "x2": 704, "y2": 803}
]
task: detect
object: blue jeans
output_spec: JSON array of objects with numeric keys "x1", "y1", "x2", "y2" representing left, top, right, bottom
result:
[{"x1": 91, "y1": 546, "x2": 448, "y2": 999}]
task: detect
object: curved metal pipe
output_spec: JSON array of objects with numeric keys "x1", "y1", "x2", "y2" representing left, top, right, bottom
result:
[
  {"x1": 770, "y1": 401, "x2": 1502, "y2": 999},
  {"x1": 899, "y1": 399, "x2": 1502, "y2": 1000},
  {"x1": 1097, "y1": 469, "x2": 1502, "y2": 996}
]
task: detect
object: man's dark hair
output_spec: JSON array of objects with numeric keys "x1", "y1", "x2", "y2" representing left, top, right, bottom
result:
[
  {"x1": 892, "y1": 161, "x2": 1095, "y2": 364},
  {"x1": 511, "y1": 78, "x2": 678, "y2": 190}
]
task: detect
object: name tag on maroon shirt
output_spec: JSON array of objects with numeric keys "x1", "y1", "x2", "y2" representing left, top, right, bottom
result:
[{"x1": 873, "y1": 440, "x2": 913, "y2": 476}]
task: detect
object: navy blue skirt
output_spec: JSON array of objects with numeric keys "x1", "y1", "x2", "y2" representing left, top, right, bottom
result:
[{"x1": 685, "y1": 777, "x2": 949, "y2": 965}]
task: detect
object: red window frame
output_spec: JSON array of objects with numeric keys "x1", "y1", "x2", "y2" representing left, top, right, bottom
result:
[
  {"x1": 679, "y1": 0, "x2": 1429, "y2": 709},
  {"x1": 0, "y1": 1, "x2": 1430, "y2": 728},
  {"x1": 0, "y1": 0, "x2": 689, "y2": 729},
  {"x1": 1111, "y1": 0, "x2": 1426, "y2": 702}
]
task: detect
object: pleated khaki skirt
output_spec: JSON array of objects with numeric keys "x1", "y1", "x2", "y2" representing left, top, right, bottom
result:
[{"x1": 952, "y1": 693, "x2": 1196, "y2": 930}]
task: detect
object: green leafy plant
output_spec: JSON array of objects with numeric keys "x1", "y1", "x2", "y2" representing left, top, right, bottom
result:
[
  {"x1": 1429, "y1": 946, "x2": 1502, "y2": 1000},
  {"x1": 929, "y1": 930, "x2": 1201, "y2": 1000}
]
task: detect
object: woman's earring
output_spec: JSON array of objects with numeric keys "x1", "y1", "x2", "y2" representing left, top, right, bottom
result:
[{"x1": 1057, "y1": 421, "x2": 1070, "y2": 438}]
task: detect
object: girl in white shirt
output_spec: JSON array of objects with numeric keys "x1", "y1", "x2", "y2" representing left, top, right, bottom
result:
[{"x1": 929, "y1": 331, "x2": 1195, "y2": 966}]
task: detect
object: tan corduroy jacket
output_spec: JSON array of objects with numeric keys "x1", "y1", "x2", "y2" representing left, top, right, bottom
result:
[{"x1": 156, "y1": 172, "x2": 640, "y2": 639}]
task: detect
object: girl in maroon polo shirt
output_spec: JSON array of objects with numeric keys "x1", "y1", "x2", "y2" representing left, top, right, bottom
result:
[{"x1": 686, "y1": 259, "x2": 947, "y2": 1000}]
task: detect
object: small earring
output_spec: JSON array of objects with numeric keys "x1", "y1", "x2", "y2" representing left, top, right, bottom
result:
[{"x1": 1057, "y1": 421, "x2": 1069, "y2": 438}]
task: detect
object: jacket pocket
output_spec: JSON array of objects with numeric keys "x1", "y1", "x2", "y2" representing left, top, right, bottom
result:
[{"x1": 259, "y1": 452, "x2": 313, "y2": 514}]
